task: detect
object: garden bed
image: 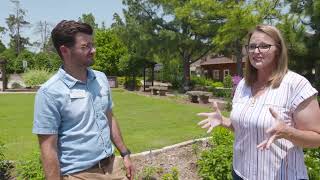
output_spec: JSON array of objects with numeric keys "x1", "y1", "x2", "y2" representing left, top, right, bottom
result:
[{"x1": 132, "y1": 137, "x2": 211, "y2": 180}]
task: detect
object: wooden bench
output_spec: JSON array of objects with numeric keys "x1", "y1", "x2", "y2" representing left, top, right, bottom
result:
[
  {"x1": 149, "y1": 86, "x2": 168, "y2": 96},
  {"x1": 186, "y1": 91, "x2": 211, "y2": 104}
]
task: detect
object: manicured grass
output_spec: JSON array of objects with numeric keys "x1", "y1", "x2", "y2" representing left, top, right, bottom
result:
[{"x1": 0, "y1": 89, "x2": 210, "y2": 160}]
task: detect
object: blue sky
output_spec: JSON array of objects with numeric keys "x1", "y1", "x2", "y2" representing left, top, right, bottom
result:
[{"x1": 0, "y1": 0, "x2": 124, "y2": 48}]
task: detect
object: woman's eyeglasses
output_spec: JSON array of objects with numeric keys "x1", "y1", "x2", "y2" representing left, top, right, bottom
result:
[{"x1": 245, "y1": 43, "x2": 276, "y2": 53}]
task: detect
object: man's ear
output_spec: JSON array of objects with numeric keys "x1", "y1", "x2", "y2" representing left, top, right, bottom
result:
[{"x1": 59, "y1": 45, "x2": 69, "y2": 57}]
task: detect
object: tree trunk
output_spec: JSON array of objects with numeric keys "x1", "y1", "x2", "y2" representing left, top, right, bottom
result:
[
  {"x1": 182, "y1": 51, "x2": 191, "y2": 92},
  {"x1": 235, "y1": 39, "x2": 243, "y2": 77},
  {"x1": 0, "y1": 60, "x2": 7, "y2": 91}
]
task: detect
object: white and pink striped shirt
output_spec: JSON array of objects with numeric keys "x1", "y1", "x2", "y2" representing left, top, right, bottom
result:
[{"x1": 230, "y1": 71, "x2": 318, "y2": 180}]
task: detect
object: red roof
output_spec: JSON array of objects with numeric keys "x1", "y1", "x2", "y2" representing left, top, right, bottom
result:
[{"x1": 195, "y1": 55, "x2": 246, "y2": 66}]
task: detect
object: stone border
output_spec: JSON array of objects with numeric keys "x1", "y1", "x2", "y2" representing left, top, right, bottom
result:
[{"x1": 131, "y1": 137, "x2": 211, "y2": 158}]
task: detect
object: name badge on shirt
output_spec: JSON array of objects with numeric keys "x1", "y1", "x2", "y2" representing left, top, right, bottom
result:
[{"x1": 70, "y1": 90, "x2": 86, "y2": 99}]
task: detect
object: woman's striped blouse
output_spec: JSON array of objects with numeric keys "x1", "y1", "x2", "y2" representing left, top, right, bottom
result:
[{"x1": 230, "y1": 71, "x2": 318, "y2": 180}]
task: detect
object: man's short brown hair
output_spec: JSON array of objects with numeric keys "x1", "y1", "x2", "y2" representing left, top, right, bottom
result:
[{"x1": 51, "y1": 20, "x2": 93, "y2": 58}]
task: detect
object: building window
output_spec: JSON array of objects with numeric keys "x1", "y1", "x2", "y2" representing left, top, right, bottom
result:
[
  {"x1": 223, "y1": 69, "x2": 230, "y2": 78},
  {"x1": 213, "y1": 70, "x2": 219, "y2": 80}
]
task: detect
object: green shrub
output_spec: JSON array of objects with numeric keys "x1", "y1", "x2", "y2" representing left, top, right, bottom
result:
[
  {"x1": 223, "y1": 75, "x2": 232, "y2": 88},
  {"x1": 0, "y1": 140, "x2": 14, "y2": 180},
  {"x1": 138, "y1": 166, "x2": 157, "y2": 180},
  {"x1": 118, "y1": 76, "x2": 126, "y2": 86},
  {"x1": 304, "y1": 148, "x2": 320, "y2": 180},
  {"x1": 161, "y1": 167, "x2": 179, "y2": 180},
  {"x1": 191, "y1": 76, "x2": 206, "y2": 87},
  {"x1": 124, "y1": 77, "x2": 142, "y2": 90},
  {"x1": 198, "y1": 128, "x2": 234, "y2": 180},
  {"x1": 212, "y1": 87, "x2": 232, "y2": 99},
  {"x1": 191, "y1": 76, "x2": 216, "y2": 88},
  {"x1": 16, "y1": 151, "x2": 44, "y2": 180},
  {"x1": 22, "y1": 69, "x2": 52, "y2": 87},
  {"x1": 211, "y1": 82, "x2": 223, "y2": 88}
]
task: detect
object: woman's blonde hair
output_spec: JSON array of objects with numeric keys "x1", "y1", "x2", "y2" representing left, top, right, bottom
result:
[{"x1": 244, "y1": 24, "x2": 288, "y2": 88}]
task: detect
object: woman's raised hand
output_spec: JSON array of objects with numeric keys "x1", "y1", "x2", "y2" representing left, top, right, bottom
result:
[{"x1": 197, "y1": 102, "x2": 224, "y2": 133}]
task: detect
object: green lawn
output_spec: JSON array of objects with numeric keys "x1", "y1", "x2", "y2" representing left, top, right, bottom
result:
[{"x1": 0, "y1": 89, "x2": 209, "y2": 160}]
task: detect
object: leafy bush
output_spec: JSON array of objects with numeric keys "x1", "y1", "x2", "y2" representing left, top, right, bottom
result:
[
  {"x1": 117, "y1": 76, "x2": 126, "y2": 86},
  {"x1": 198, "y1": 128, "x2": 234, "y2": 180},
  {"x1": 211, "y1": 82, "x2": 223, "y2": 88},
  {"x1": 138, "y1": 166, "x2": 157, "y2": 180},
  {"x1": 212, "y1": 87, "x2": 232, "y2": 99},
  {"x1": 0, "y1": 49, "x2": 16, "y2": 74},
  {"x1": 124, "y1": 77, "x2": 142, "y2": 91},
  {"x1": 22, "y1": 69, "x2": 52, "y2": 87},
  {"x1": 32, "y1": 52, "x2": 61, "y2": 72},
  {"x1": 155, "y1": 58, "x2": 183, "y2": 90},
  {"x1": 304, "y1": 148, "x2": 320, "y2": 180},
  {"x1": 0, "y1": 140, "x2": 14, "y2": 180},
  {"x1": 191, "y1": 76, "x2": 215, "y2": 88},
  {"x1": 16, "y1": 151, "x2": 44, "y2": 180},
  {"x1": 161, "y1": 167, "x2": 179, "y2": 180},
  {"x1": 223, "y1": 75, "x2": 232, "y2": 88}
]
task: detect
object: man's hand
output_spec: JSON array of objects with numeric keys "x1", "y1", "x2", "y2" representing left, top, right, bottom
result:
[
  {"x1": 123, "y1": 156, "x2": 135, "y2": 180},
  {"x1": 257, "y1": 108, "x2": 290, "y2": 150},
  {"x1": 197, "y1": 102, "x2": 224, "y2": 133}
]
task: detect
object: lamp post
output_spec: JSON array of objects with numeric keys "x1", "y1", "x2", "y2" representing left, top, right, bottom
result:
[{"x1": 0, "y1": 59, "x2": 7, "y2": 91}]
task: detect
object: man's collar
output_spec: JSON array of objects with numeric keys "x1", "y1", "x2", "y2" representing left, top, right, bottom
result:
[{"x1": 58, "y1": 66, "x2": 96, "y2": 88}]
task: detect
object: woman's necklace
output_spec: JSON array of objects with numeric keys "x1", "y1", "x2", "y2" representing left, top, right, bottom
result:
[{"x1": 250, "y1": 83, "x2": 268, "y2": 106}]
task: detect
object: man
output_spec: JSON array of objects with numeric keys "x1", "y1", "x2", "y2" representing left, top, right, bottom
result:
[{"x1": 32, "y1": 20, "x2": 134, "y2": 180}]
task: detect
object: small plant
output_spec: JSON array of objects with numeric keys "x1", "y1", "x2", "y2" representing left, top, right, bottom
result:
[
  {"x1": 140, "y1": 166, "x2": 157, "y2": 180},
  {"x1": 0, "y1": 140, "x2": 14, "y2": 180},
  {"x1": 198, "y1": 128, "x2": 234, "y2": 180},
  {"x1": 16, "y1": 150, "x2": 44, "y2": 180},
  {"x1": 22, "y1": 69, "x2": 53, "y2": 88},
  {"x1": 304, "y1": 148, "x2": 320, "y2": 180},
  {"x1": 192, "y1": 142, "x2": 200, "y2": 155},
  {"x1": 211, "y1": 82, "x2": 223, "y2": 88},
  {"x1": 161, "y1": 167, "x2": 179, "y2": 180},
  {"x1": 223, "y1": 75, "x2": 233, "y2": 88},
  {"x1": 124, "y1": 77, "x2": 142, "y2": 91},
  {"x1": 117, "y1": 76, "x2": 126, "y2": 86}
]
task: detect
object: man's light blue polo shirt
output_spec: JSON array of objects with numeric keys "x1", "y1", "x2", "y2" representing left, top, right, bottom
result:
[{"x1": 32, "y1": 67, "x2": 114, "y2": 175}]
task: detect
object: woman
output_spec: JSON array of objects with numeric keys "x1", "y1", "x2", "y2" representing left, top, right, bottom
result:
[{"x1": 198, "y1": 24, "x2": 320, "y2": 179}]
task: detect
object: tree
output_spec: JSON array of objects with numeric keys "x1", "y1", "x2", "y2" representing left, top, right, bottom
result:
[
  {"x1": 0, "y1": 49, "x2": 16, "y2": 74},
  {"x1": 122, "y1": 0, "x2": 215, "y2": 91},
  {"x1": 78, "y1": 13, "x2": 98, "y2": 29},
  {"x1": 33, "y1": 21, "x2": 53, "y2": 52},
  {"x1": 5, "y1": 0, "x2": 30, "y2": 56},
  {"x1": 277, "y1": 14, "x2": 308, "y2": 75},
  {"x1": 14, "y1": 50, "x2": 34, "y2": 73},
  {"x1": 175, "y1": 0, "x2": 282, "y2": 77},
  {"x1": 93, "y1": 28, "x2": 128, "y2": 76},
  {"x1": 0, "y1": 26, "x2": 6, "y2": 53},
  {"x1": 112, "y1": 9, "x2": 161, "y2": 81},
  {"x1": 32, "y1": 51, "x2": 61, "y2": 71},
  {"x1": 0, "y1": 41, "x2": 6, "y2": 54},
  {"x1": 286, "y1": 0, "x2": 320, "y2": 90},
  {"x1": 121, "y1": 0, "x2": 282, "y2": 91}
]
